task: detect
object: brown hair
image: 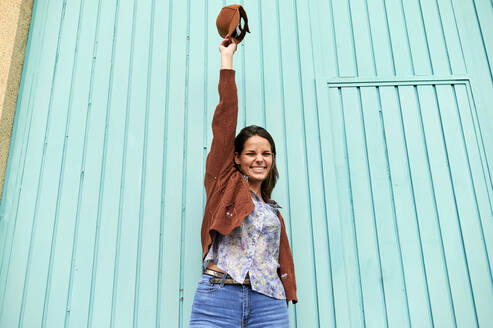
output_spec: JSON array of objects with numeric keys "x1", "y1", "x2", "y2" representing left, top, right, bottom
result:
[{"x1": 234, "y1": 125, "x2": 279, "y2": 201}]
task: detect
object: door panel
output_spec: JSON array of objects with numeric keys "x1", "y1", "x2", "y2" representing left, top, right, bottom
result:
[{"x1": 320, "y1": 79, "x2": 493, "y2": 327}]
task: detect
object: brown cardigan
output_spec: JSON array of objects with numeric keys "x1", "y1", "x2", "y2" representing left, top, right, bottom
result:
[{"x1": 200, "y1": 69, "x2": 298, "y2": 304}]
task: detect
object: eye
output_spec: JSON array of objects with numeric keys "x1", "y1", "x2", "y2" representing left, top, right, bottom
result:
[{"x1": 263, "y1": 152, "x2": 273, "y2": 157}]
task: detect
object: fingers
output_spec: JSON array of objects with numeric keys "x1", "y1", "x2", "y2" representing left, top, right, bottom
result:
[
  {"x1": 219, "y1": 35, "x2": 237, "y2": 56},
  {"x1": 221, "y1": 38, "x2": 231, "y2": 48},
  {"x1": 221, "y1": 35, "x2": 235, "y2": 48}
]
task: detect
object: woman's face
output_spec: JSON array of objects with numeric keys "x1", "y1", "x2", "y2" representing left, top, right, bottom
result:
[{"x1": 235, "y1": 135, "x2": 273, "y2": 184}]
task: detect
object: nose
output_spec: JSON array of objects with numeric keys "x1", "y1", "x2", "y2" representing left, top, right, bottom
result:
[{"x1": 254, "y1": 154, "x2": 264, "y2": 162}]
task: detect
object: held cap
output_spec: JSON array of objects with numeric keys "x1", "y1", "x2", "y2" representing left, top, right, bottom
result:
[{"x1": 216, "y1": 4, "x2": 250, "y2": 44}]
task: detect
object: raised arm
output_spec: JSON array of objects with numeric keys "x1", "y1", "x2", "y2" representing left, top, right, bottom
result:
[{"x1": 205, "y1": 37, "x2": 238, "y2": 184}]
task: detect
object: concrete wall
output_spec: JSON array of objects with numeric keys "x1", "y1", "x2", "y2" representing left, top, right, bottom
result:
[{"x1": 0, "y1": 0, "x2": 34, "y2": 200}]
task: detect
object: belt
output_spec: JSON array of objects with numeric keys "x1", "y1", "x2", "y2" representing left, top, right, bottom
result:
[{"x1": 204, "y1": 269, "x2": 251, "y2": 285}]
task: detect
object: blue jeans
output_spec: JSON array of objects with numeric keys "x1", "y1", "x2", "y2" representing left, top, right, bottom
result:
[{"x1": 189, "y1": 273, "x2": 289, "y2": 327}]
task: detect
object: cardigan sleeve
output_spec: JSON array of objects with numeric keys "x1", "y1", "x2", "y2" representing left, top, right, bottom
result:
[{"x1": 205, "y1": 69, "x2": 238, "y2": 185}]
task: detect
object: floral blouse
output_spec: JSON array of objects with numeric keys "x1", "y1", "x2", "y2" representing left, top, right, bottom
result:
[{"x1": 203, "y1": 190, "x2": 286, "y2": 300}]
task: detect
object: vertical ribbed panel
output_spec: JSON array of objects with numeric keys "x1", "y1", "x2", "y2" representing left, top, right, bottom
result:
[
  {"x1": 317, "y1": 78, "x2": 493, "y2": 327},
  {"x1": 0, "y1": 0, "x2": 491, "y2": 327}
]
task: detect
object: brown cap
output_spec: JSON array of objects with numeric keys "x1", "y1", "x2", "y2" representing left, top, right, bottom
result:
[{"x1": 216, "y1": 4, "x2": 250, "y2": 44}]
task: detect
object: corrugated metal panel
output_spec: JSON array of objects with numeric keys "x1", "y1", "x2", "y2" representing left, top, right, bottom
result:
[
  {"x1": 0, "y1": 0, "x2": 491, "y2": 327},
  {"x1": 317, "y1": 77, "x2": 493, "y2": 327}
]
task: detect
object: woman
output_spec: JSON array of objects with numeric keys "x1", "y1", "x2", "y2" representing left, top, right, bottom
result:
[{"x1": 189, "y1": 36, "x2": 297, "y2": 328}]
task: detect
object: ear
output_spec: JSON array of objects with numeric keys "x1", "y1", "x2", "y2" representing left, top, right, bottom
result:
[{"x1": 234, "y1": 152, "x2": 241, "y2": 165}]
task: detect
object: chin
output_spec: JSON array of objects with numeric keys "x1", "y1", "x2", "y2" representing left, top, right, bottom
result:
[{"x1": 249, "y1": 174, "x2": 267, "y2": 182}]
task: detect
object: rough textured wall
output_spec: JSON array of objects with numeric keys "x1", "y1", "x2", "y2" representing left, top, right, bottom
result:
[{"x1": 0, "y1": 0, "x2": 34, "y2": 200}]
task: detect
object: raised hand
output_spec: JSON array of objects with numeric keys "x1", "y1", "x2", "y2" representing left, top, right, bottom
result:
[{"x1": 219, "y1": 35, "x2": 237, "y2": 69}]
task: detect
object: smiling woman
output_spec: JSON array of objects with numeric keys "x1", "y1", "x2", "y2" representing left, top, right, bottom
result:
[
  {"x1": 234, "y1": 127, "x2": 278, "y2": 202},
  {"x1": 188, "y1": 35, "x2": 297, "y2": 328}
]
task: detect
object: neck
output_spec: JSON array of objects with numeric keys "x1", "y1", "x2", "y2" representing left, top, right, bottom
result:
[{"x1": 249, "y1": 181, "x2": 263, "y2": 201}]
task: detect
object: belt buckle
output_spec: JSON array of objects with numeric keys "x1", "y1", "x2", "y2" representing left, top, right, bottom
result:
[
  {"x1": 209, "y1": 277, "x2": 220, "y2": 285},
  {"x1": 210, "y1": 272, "x2": 228, "y2": 286}
]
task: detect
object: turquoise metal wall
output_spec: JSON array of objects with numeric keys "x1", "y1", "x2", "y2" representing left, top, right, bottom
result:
[{"x1": 0, "y1": 0, "x2": 492, "y2": 327}]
